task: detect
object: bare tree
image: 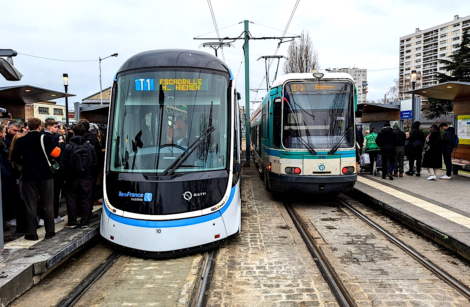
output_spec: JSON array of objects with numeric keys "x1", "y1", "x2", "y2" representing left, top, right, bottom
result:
[
  {"x1": 283, "y1": 31, "x2": 320, "y2": 74},
  {"x1": 386, "y1": 79, "x2": 400, "y2": 102}
]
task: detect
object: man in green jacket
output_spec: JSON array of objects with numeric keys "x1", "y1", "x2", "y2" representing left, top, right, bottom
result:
[{"x1": 365, "y1": 128, "x2": 381, "y2": 175}]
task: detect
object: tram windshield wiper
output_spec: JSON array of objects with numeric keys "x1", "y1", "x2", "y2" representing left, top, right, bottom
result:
[
  {"x1": 162, "y1": 126, "x2": 216, "y2": 176},
  {"x1": 328, "y1": 126, "x2": 352, "y2": 155},
  {"x1": 289, "y1": 128, "x2": 316, "y2": 155}
]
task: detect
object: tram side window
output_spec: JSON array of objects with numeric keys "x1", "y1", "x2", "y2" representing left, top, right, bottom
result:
[
  {"x1": 251, "y1": 126, "x2": 257, "y2": 151},
  {"x1": 233, "y1": 107, "x2": 239, "y2": 166},
  {"x1": 261, "y1": 106, "x2": 267, "y2": 140},
  {"x1": 273, "y1": 98, "x2": 281, "y2": 149}
]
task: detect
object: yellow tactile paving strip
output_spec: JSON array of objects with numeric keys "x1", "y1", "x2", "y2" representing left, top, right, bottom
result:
[{"x1": 357, "y1": 176, "x2": 470, "y2": 229}]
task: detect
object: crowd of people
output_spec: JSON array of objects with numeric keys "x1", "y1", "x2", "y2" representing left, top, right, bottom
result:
[
  {"x1": 1, "y1": 117, "x2": 104, "y2": 241},
  {"x1": 358, "y1": 121, "x2": 458, "y2": 181}
]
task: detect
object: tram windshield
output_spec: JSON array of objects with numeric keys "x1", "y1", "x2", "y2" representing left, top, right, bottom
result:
[
  {"x1": 109, "y1": 69, "x2": 229, "y2": 174},
  {"x1": 282, "y1": 81, "x2": 354, "y2": 150}
]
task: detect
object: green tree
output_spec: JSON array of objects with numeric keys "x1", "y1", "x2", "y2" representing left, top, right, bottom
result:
[{"x1": 423, "y1": 29, "x2": 470, "y2": 119}]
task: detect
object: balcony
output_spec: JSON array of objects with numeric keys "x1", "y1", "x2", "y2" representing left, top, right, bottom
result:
[{"x1": 423, "y1": 39, "x2": 438, "y2": 46}]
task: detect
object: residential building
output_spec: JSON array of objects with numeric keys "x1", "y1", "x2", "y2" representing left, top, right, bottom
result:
[
  {"x1": 326, "y1": 67, "x2": 368, "y2": 103},
  {"x1": 25, "y1": 102, "x2": 67, "y2": 123},
  {"x1": 399, "y1": 15, "x2": 470, "y2": 99}
]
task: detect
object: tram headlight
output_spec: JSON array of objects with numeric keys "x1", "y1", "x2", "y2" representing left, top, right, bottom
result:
[
  {"x1": 342, "y1": 166, "x2": 355, "y2": 175},
  {"x1": 285, "y1": 167, "x2": 301, "y2": 174}
]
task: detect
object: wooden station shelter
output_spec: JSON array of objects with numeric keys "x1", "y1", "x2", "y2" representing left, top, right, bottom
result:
[
  {"x1": 0, "y1": 85, "x2": 74, "y2": 121},
  {"x1": 407, "y1": 81, "x2": 470, "y2": 173}
]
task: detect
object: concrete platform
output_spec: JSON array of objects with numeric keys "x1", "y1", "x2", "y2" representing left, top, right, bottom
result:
[
  {"x1": 0, "y1": 206, "x2": 101, "y2": 306},
  {"x1": 353, "y1": 171, "x2": 470, "y2": 260}
]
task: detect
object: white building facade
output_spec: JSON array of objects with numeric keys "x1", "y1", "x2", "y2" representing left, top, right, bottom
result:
[
  {"x1": 399, "y1": 15, "x2": 470, "y2": 99},
  {"x1": 326, "y1": 67, "x2": 368, "y2": 103}
]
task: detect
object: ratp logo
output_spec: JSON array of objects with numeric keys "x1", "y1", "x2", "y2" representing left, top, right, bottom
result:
[{"x1": 318, "y1": 164, "x2": 326, "y2": 171}]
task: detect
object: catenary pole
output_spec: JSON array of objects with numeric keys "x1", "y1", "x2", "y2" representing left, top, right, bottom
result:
[{"x1": 244, "y1": 20, "x2": 251, "y2": 166}]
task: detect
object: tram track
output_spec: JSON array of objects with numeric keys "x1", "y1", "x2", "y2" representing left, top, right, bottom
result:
[
  {"x1": 284, "y1": 195, "x2": 470, "y2": 306},
  {"x1": 57, "y1": 252, "x2": 121, "y2": 307},
  {"x1": 284, "y1": 201, "x2": 356, "y2": 307},
  {"x1": 54, "y1": 246, "x2": 218, "y2": 307},
  {"x1": 336, "y1": 197, "x2": 470, "y2": 300}
]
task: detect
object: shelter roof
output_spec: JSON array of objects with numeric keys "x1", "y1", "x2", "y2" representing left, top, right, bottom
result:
[
  {"x1": 357, "y1": 103, "x2": 400, "y2": 113},
  {"x1": 0, "y1": 85, "x2": 75, "y2": 104},
  {"x1": 406, "y1": 82, "x2": 470, "y2": 101}
]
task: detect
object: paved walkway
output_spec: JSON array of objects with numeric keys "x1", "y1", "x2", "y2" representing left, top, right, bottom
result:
[
  {"x1": 354, "y1": 171, "x2": 470, "y2": 259},
  {"x1": 0, "y1": 205, "x2": 101, "y2": 306}
]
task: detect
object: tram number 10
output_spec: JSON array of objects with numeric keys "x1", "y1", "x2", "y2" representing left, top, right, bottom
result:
[{"x1": 135, "y1": 78, "x2": 155, "y2": 91}]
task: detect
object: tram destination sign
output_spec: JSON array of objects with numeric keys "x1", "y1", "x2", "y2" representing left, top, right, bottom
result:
[
  {"x1": 289, "y1": 82, "x2": 346, "y2": 93},
  {"x1": 135, "y1": 78, "x2": 208, "y2": 91}
]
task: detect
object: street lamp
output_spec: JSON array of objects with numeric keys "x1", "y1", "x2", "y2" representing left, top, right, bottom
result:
[
  {"x1": 410, "y1": 70, "x2": 417, "y2": 122},
  {"x1": 63, "y1": 73, "x2": 69, "y2": 127},
  {"x1": 99, "y1": 53, "x2": 118, "y2": 105}
]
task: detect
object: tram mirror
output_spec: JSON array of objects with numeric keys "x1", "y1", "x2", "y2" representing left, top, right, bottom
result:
[
  {"x1": 0, "y1": 57, "x2": 23, "y2": 81},
  {"x1": 236, "y1": 92, "x2": 241, "y2": 100}
]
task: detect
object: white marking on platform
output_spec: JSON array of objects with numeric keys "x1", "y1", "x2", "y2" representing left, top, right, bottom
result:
[{"x1": 357, "y1": 177, "x2": 470, "y2": 229}]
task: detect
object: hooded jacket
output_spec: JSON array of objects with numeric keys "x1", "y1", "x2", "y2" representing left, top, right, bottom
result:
[
  {"x1": 392, "y1": 125, "x2": 406, "y2": 147},
  {"x1": 441, "y1": 126, "x2": 456, "y2": 152},
  {"x1": 408, "y1": 121, "x2": 425, "y2": 151},
  {"x1": 376, "y1": 126, "x2": 396, "y2": 156}
]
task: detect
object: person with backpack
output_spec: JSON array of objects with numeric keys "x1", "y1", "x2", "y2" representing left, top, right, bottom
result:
[
  {"x1": 364, "y1": 128, "x2": 380, "y2": 175},
  {"x1": 61, "y1": 123, "x2": 97, "y2": 228},
  {"x1": 439, "y1": 123, "x2": 457, "y2": 180}
]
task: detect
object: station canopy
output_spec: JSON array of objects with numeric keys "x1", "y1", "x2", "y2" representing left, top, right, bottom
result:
[
  {"x1": 406, "y1": 81, "x2": 470, "y2": 101},
  {"x1": 356, "y1": 102, "x2": 400, "y2": 122},
  {"x1": 406, "y1": 81, "x2": 470, "y2": 116},
  {"x1": 0, "y1": 85, "x2": 75, "y2": 104}
]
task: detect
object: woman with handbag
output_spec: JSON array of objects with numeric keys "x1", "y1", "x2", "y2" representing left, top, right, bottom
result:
[
  {"x1": 405, "y1": 121, "x2": 425, "y2": 176},
  {"x1": 422, "y1": 124, "x2": 442, "y2": 180}
]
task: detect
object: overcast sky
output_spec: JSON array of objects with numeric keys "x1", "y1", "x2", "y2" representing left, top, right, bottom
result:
[{"x1": 1, "y1": 0, "x2": 469, "y2": 109}]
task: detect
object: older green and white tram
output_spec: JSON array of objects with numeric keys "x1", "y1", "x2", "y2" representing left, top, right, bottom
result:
[{"x1": 250, "y1": 72, "x2": 357, "y2": 193}]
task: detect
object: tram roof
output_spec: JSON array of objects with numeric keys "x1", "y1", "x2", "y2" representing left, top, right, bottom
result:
[
  {"x1": 271, "y1": 72, "x2": 354, "y2": 87},
  {"x1": 117, "y1": 49, "x2": 230, "y2": 74}
]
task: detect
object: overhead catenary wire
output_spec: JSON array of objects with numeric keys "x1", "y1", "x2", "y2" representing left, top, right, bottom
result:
[
  {"x1": 251, "y1": 22, "x2": 298, "y2": 36},
  {"x1": 194, "y1": 22, "x2": 242, "y2": 38},
  {"x1": 18, "y1": 52, "x2": 98, "y2": 62},
  {"x1": 235, "y1": 55, "x2": 244, "y2": 83},
  {"x1": 206, "y1": 0, "x2": 225, "y2": 61},
  {"x1": 255, "y1": 0, "x2": 300, "y2": 99}
]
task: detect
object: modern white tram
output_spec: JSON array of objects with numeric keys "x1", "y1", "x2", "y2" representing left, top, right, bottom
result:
[{"x1": 101, "y1": 49, "x2": 242, "y2": 257}]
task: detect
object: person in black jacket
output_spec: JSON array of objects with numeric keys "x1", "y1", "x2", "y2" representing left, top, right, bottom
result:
[
  {"x1": 11, "y1": 118, "x2": 62, "y2": 240},
  {"x1": 405, "y1": 121, "x2": 425, "y2": 176},
  {"x1": 392, "y1": 123, "x2": 406, "y2": 177},
  {"x1": 78, "y1": 119, "x2": 103, "y2": 205},
  {"x1": 356, "y1": 126, "x2": 364, "y2": 154},
  {"x1": 375, "y1": 122, "x2": 396, "y2": 180},
  {"x1": 43, "y1": 118, "x2": 66, "y2": 224},
  {"x1": 439, "y1": 123, "x2": 456, "y2": 179},
  {"x1": 61, "y1": 123, "x2": 98, "y2": 228},
  {"x1": 422, "y1": 124, "x2": 442, "y2": 180}
]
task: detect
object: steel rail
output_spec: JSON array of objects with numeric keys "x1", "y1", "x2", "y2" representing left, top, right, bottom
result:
[
  {"x1": 284, "y1": 202, "x2": 356, "y2": 307},
  {"x1": 337, "y1": 197, "x2": 470, "y2": 300},
  {"x1": 195, "y1": 249, "x2": 218, "y2": 307},
  {"x1": 57, "y1": 252, "x2": 120, "y2": 307}
]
